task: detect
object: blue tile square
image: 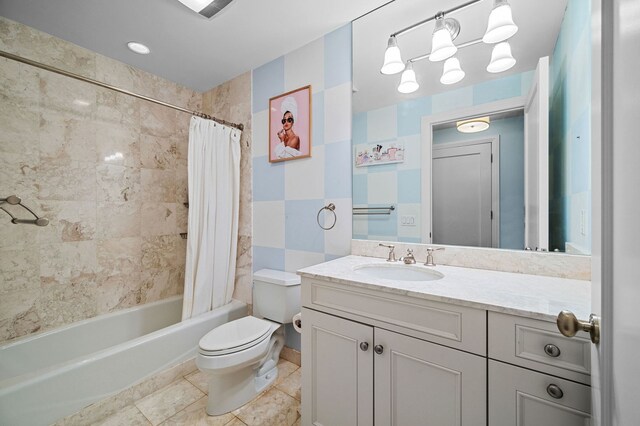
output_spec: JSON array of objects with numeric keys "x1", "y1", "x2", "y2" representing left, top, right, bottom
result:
[
  {"x1": 397, "y1": 169, "x2": 421, "y2": 203},
  {"x1": 312, "y1": 91, "x2": 325, "y2": 146},
  {"x1": 367, "y1": 162, "x2": 398, "y2": 174},
  {"x1": 252, "y1": 57, "x2": 285, "y2": 113},
  {"x1": 352, "y1": 174, "x2": 368, "y2": 205},
  {"x1": 353, "y1": 111, "x2": 367, "y2": 146},
  {"x1": 397, "y1": 97, "x2": 431, "y2": 137},
  {"x1": 324, "y1": 24, "x2": 352, "y2": 89},
  {"x1": 473, "y1": 74, "x2": 522, "y2": 105},
  {"x1": 398, "y1": 236, "x2": 422, "y2": 243},
  {"x1": 431, "y1": 86, "x2": 473, "y2": 114},
  {"x1": 253, "y1": 156, "x2": 285, "y2": 201},
  {"x1": 285, "y1": 324, "x2": 301, "y2": 350},
  {"x1": 367, "y1": 208, "x2": 398, "y2": 237},
  {"x1": 285, "y1": 200, "x2": 325, "y2": 253},
  {"x1": 325, "y1": 253, "x2": 343, "y2": 262},
  {"x1": 253, "y1": 246, "x2": 285, "y2": 272},
  {"x1": 325, "y1": 140, "x2": 352, "y2": 198}
]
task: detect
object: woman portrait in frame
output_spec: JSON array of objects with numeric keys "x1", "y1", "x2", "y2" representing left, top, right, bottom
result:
[{"x1": 269, "y1": 85, "x2": 311, "y2": 162}]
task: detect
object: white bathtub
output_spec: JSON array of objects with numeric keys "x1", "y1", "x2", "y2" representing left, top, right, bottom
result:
[{"x1": 0, "y1": 296, "x2": 246, "y2": 426}]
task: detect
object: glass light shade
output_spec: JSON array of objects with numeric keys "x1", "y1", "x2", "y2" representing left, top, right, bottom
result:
[
  {"x1": 440, "y1": 57, "x2": 465, "y2": 85},
  {"x1": 457, "y1": 117, "x2": 490, "y2": 133},
  {"x1": 482, "y1": 1, "x2": 518, "y2": 44},
  {"x1": 487, "y1": 42, "x2": 516, "y2": 73},
  {"x1": 381, "y1": 36, "x2": 405, "y2": 75},
  {"x1": 429, "y1": 18, "x2": 457, "y2": 62},
  {"x1": 397, "y1": 62, "x2": 419, "y2": 94}
]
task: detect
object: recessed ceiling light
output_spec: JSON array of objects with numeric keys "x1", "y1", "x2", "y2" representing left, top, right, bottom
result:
[{"x1": 127, "y1": 41, "x2": 151, "y2": 55}]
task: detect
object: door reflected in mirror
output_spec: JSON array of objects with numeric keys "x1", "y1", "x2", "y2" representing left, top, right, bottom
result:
[{"x1": 352, "y1": 0, "x2": 592, "y2": 254}]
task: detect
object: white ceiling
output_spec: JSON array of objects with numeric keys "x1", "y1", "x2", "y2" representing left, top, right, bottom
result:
[
  {"x1": 353, "y1": 0, "x2": 569, "y2": 113},
  {"x1": 0, "y1": 0, "x2": 389, "y2": 92}
]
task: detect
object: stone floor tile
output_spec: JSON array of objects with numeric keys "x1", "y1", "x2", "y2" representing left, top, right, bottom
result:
[
  {"x1": 233, "y1": 388, "x2": 299, "y2": 426},
  {"x1": 135, "y1": 379, "x2": 204, "y2": 425}
]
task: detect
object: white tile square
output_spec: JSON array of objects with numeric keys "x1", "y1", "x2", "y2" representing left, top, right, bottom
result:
[
  {"x1": 284, "y1": 145, "x2": 325, "y2": 200},
  {"x1": 284, "y1": 37, "x2": 324, "y2": 94},
  {"x1": 352, "y1": 215, "x2": 368, "y2": 236},
  {"x1": 324, "y1": 83, "x2": 352, "y2": 144},
  {"x1": 397, "y1": 134, "x2": 422, "y2": 171},
  {"x1": 323, "y1": 197, "x2": 352, "y2": 256},
  {"x1": 367, "y1": 105, "x2": 397, "y2": 142},
  {"x1": 253, "y1": 200, "x2": 285, "y2": 248},
  {"x1": 397, "y1": 203, "x2": 422, "y2": 239},
  {"x1": 367, "y1": 172, "x2": 397, "y2": 205},
  {"x1": 252, "y1": 109, "x2": 269, "y2": 158},
  {"x1": 284, "y1": 249, "x2": 327, "y2": 273}
]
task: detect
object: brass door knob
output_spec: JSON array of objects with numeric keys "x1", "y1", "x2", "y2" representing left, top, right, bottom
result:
[{"x1": 556, "y1": 311, "x2": 600, "y2": 344}]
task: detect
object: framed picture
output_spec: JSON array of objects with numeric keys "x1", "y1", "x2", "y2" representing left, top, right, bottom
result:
[{"x1": 269, "y1": 85, "x2": 311, "y2": 162}]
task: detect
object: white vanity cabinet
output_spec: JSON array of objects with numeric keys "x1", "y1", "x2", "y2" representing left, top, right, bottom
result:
[
  {"x1": 301, "y1": 278, "x2": 487, "y2": 426},
  {"x1": 487, "y1": 312, "x2": 592, "y2": 425},
  {"x1": 300, "y1": 273, "x2": 592, "y2": 426}
]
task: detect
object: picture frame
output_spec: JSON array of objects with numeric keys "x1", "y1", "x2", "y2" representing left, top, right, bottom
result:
[
  {"x1": 354, "y1": 141, "x2": 405, "y2": 167},
  {"x1": 269, "y1": 85, "x2": 312, "y2": 163}
]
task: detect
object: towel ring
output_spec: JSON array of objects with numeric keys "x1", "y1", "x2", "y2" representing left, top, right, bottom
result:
[{"x1": 317, "y1": 203, "x2": 337, "y2": 230}]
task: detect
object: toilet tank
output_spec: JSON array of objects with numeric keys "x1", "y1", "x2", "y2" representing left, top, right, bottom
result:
[{"x1": 253, "y1": 269, "x2": 301, "y2": 323}]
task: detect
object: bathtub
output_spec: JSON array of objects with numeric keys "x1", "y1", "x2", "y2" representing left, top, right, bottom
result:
[{"x1": 0, "y1": 296, "x2": 246, "y2": 426}]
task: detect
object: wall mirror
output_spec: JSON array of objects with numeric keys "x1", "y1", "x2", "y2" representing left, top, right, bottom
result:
[{"x1": 352, "y1": 0, "x2": 592, "y2": 254}]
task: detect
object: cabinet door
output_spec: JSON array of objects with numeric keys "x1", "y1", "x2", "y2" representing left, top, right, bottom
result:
[
  {"x1": 374, "y1": 328, "x2": 486, "y2": 426},
  {"x1": 488, "y1": 360, "x2": 590, "y2": 426},
  {"x1": 301, "y1": 308, "x2": 373, "y2": 426}
]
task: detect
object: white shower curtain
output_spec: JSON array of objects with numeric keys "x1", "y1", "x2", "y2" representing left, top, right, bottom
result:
[{"x1": 182, "y1": 117, "x2": 241, "y2": 320}]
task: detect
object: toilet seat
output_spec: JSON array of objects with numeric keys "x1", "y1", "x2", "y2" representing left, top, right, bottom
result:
[{"x1": 198, "y1": 316, "x2": 277, "y2": 356}]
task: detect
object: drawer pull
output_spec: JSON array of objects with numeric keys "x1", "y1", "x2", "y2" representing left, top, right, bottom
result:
[
  {"x1": 543, "y1": 343, "x2": 561, "y2": 357},
  {"x1": 360, "y1": 342, "x2": 369, "y2": 351},
  {"x1": 374, "y1": 345, "x2": 384, "y2": 354},
  {"x1": 546, "y1": 384, "x2": 564, "y2": 399}
]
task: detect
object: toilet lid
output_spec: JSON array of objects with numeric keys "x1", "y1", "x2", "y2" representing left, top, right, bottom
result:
[{"x1": 199, "y1": 316, "x2": 273, "y2": 352}]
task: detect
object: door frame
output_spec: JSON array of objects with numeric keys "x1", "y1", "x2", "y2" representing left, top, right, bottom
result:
[
  {"x1": 420, "y1": 97, "x2": 525, "y2": 244},
  {"x1": 432, "y1": 137, "x2": 501, "y2": 248}
]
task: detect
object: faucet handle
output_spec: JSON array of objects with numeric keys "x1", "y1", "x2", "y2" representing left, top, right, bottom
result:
[
  {"x1": 424, "y1": 247, "x2": 444, "y2": 266},
  {"x1": 378, "y1": 243, "x2": 396, "y2": 262}
]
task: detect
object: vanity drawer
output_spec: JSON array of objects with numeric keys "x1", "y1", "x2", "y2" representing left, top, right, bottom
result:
[
  {"x1": 302, "y1": 278, "x2": 486, "y2": 355},
  {"x1": 488, "y1": 312, "x2": 591, "y2": 384}
]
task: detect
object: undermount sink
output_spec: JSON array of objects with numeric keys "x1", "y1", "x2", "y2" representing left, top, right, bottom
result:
[{"x1": 353, "y1": 264, "x2": 444, "y2": 281}]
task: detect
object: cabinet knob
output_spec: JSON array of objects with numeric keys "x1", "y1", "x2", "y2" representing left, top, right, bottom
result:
[
  {"x1": 374, "y1": 345, "x2": 384, "y2": 354},
  {"x1": 543, "y1": 343, "x2": 561, "y2": 357},
  {"x1": 359, "y1": 342, "x2": 369, "y2": 351},
  {"x1": 546, "y1": 384, "x2": 564, "y2": 399}
]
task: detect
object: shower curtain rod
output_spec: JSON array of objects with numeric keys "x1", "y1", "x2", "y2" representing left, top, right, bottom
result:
[{"x1": 0, "y1": 50, "x2": 244, "y2": 131}]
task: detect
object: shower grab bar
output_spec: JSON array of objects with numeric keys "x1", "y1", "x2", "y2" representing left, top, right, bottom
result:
[
  {"x1": 352, "y1": 205, "x2": 395, "y2": 215},
  {"x1": 0, "y1": 195, "x2": 49, "y2": 226}
]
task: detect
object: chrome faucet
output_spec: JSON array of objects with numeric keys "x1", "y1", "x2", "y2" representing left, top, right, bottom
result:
[
  {"x1": 400, "y1": 248, "x2": 416, "y2": 264},
  {"x1": 424, "y1": 247, "x2": 444, "y2": 266},
  {"x1": 379, "y1": 243, "x2": 396, "y2": 262}
]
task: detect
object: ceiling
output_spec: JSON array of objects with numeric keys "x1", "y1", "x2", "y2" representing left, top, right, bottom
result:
[
  {"x1": 353, "y1": 0, "x2": 569, "y2": 113},
  {"x1": 0, "y1": 0, "x2": 389, "y2": 92}
]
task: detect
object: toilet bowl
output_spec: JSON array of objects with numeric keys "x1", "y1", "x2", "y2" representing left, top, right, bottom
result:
[{"x1": 196, "y1": 269, "x2": 300, "y2": 416}]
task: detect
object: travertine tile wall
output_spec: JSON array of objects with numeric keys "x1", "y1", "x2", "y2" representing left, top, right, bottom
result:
[
  {"x1": 0, "y1": 17, "x2": 202, "y2": 343},
  {"x1": 201, "y1": 72, "x2": 253, "y2": 307}
]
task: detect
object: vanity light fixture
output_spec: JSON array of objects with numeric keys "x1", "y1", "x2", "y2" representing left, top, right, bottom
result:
[
  {"x1": 487, "y1": 41, "x2": 516, "y2": 73},
  {"x1": 440, "y1": 57, "x2": 465, "y2": 85},
  {"x1": 127, "y1": 41, "x2": 151, "y2": 55},
  {"x1": 457, "y1": 116, "x2": 490, "y2": 133},
  {"x1": 380, "y1": 36, "x2": 405, "y2": 75},
  {"x1": 383, "y1": 0, "x2": 518, "y2": 93},
  {"x1": 398, "y1": 61, "x2": 419, "y2": 93},
  {"x1": 429, "y1": 14, "x2": 459, "y2": 62},
  {"x1": 482, "y1": 0, "x2": 519, "y2": 44}
]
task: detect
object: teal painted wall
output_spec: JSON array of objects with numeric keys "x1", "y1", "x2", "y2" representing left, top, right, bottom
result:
[{"x1": 549, "y1": 0, "x2": 592, "y2": 253}]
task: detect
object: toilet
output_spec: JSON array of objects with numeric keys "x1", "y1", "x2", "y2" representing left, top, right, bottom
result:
[{"x1": 196, "y1": 269, "x2": 301, "y2": 416}]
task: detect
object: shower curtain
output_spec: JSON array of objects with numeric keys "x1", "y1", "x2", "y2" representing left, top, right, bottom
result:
[{"x1": 182, "y1": 117, "x2": 241, "y2": 320}]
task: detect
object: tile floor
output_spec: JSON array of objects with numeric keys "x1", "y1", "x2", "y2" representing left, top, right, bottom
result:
[{"x1": 95, "y1": 359, "x2": 301, "y2": 426}]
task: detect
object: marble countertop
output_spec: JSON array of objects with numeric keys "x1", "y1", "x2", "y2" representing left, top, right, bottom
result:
[{"x1": 297, "y1": 255, "x2": 592, "y2": 322}]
